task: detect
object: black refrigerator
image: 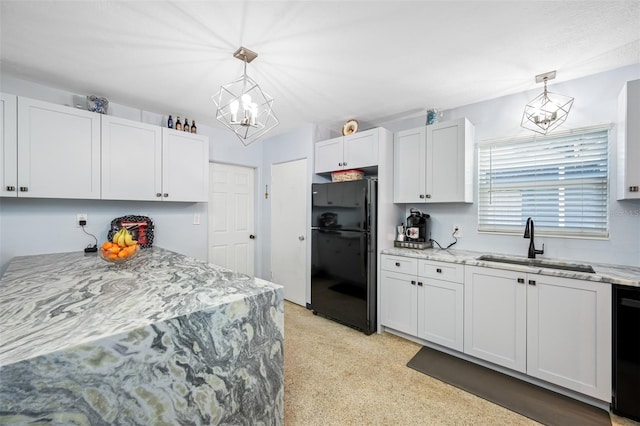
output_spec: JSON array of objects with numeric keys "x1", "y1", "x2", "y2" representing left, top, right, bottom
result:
[{"x1": 310, "y1": 179, "x2": 377, "y2": 335}]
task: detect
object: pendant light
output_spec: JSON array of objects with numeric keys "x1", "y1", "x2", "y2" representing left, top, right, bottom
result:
[
  {"x1": 212, "y1": 47, "x2": 279, "y2": 146},
  {"x1": 521, "y1": 71, "x2": 574, "y2": 135}
]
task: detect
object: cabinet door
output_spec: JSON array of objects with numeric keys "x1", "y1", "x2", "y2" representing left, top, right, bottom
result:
[
  {"x1": 343, "y1": 128, "x2": 378, "y2": 170},
  {"x1": 417, "y1": 278, "x2": 464, "y2": 351},
  {"x1": 0, "y1": 93, "x2": 17, "y2": 197},
  {"x1": 527, "y1": 275, "x2": 611, "y2": 401},
  {"x1": 380, "y1": 269, "x2": 417, "y2": 335},
  {"x1": 426, "y1": 118, "x2": 472, "y2": 202},
  {"x1": 314, "y1": 136, "x2": 343, "y2": 173},
  {"x1": 17, "y1": 97, "x2": 101, "y2": 199},
  {"x1": 617, "y1": 79, "x2": 640, "y2": 200},
  {"x1": 464, "y1": 266, "x2": 526, "y2": 373},
  {"x1": 162, "y1": 129, "x2": 209, "y2": 202},
  {"x1": 101, "y1": 116, "x2": 162, "y2": 201},
  {"x1": 393, "y1": 126, "x2": 426, "y2": 203}
]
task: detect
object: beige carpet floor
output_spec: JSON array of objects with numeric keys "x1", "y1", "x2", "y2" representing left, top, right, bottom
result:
[{"x1": 283, "y1": 301, "x2": 638, "y2": 426}]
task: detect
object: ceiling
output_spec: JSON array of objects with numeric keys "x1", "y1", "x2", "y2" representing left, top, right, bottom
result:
[{"x1": 1, "y1": 1, "x2": 639, "y2": 138}]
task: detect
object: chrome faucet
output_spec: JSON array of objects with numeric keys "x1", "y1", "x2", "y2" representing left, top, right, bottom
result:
[{"x1": 523, "y1": 217, "x2": 544, "y2": 259}]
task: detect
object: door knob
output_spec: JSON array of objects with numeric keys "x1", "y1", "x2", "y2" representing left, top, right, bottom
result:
[
  {"x1": 249, "y1": 235, "x2": 255, "y2": 239},
  {"x1": 298, "y1": 235, "x2": 305, "y2": 241}
]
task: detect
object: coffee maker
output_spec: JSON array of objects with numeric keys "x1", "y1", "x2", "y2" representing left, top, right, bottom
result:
[{"x1": 405, "y1": 208, "x2": 431, "y2": 243}]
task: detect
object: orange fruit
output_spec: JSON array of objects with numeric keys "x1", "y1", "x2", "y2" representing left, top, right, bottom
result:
[
  {"x1": 101, "y1": 241, "x2": 113, "y2": 250},
  {"x1": 108, "y1": 245, "x2": 120, "y2": 254},
  {"x1": 107, "y1": 253, "x2": 118, "y2": 261}
]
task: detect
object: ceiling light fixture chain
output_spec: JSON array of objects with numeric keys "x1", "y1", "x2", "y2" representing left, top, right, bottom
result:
[
  {"x1": 212, "y1": 46, "x2": 279, "y2": 146},
  {"x1": 521, "y1": 70, "x2": 574, "y2": 135}
]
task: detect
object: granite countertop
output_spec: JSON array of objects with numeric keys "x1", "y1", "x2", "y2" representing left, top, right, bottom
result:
[
  {"x1": 381, "y1": 247, "x2": 640, "y2": 287},
  {"x1": 0, "y1": 246, "x2": 283, "y2": 367}
]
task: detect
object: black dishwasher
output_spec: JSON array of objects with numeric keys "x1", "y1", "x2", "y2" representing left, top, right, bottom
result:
[{"x1": 612, "y1": 284, "x2": 640, "y2": 421}]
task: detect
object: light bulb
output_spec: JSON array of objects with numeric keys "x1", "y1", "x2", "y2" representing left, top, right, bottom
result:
[
  {"x1": 230, "y1": 100, "x2": 239, "y2": 123},
  {"x1": 241, "y1": 94, "x2": 252, "y2": 108},
  {"x1": 250, "y1": 103, "x2": 258, "y2": 126}
]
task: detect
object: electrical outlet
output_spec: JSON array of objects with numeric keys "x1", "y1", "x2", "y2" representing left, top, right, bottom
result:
[
  {"x1": 453, "y1": 224, "x2": 462, "y2": 238},
  {"x1": 193, "y1": 213, "x2": 201, "y2": 225},
  {"x1": 77, "y1": 213, "x2": 88, "y2": 227}
]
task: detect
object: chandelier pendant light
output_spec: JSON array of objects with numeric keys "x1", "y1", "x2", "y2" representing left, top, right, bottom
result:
[
  {"x1": 521, "y1": 70, "x2": 574, "y2": 135},
  {"x1": 212, "y1": 47, "x2": 279, "y2": 146}
]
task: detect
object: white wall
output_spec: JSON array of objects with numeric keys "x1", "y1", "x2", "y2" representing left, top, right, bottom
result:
[{"x1": 381, "y1": 64, "x2": 640, "y2": 266}]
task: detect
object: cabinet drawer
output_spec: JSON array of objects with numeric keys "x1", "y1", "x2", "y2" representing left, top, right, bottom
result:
[
  {"x1": 418, "y1": 260, "x2": 464, "y2": 283},
  {"x1": 381, "y1": 255, "x2": 418, "y2": 275}
]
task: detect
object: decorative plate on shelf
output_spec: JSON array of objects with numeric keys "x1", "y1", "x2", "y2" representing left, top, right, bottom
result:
[{"x1": 342, "y1": 119, "x2": 359, "y2": 136}]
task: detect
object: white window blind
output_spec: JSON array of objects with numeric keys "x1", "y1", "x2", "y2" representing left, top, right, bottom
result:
[{"x1": 478, "y1": 126, "x2": 609, "y2": 238}]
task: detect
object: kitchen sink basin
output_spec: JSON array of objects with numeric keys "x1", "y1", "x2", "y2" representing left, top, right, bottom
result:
[{"x1": 476, "y1": 254, "x2": 596, "y2": 273}]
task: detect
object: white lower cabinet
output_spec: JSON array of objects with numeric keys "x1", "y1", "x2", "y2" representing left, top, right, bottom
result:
[
  {"x1": 380, "y1": 256, "x2": 418, "y2": 335},
  {"x1": 464, "y1": 265, "x2": 611, "y2": 402},
  {"x1": 417, "y1": 260, "x2": 464, "y2": 351},
  {"x1": 380, "y1": 255, "x2": 464, "y2": 351}
]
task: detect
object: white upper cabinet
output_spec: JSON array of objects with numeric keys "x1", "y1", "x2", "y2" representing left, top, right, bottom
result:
[
  {"x1": 394, "y1": 117, "x2": 474, "y2": 203},
  {"x1": 16, "y1": 97, "x2": 101, "y2": 199},
  {"x1": 393, "y1": 126, "x2": 426, "y2": 202},
  {"x1": 0, "y1": 93, "x2": 18, "y2": 197},
  {"x1": 617, "y1": 79, "x2": 640, "y2": 200},
  {"x1": 102, "y1": 116, "x2": 209, "y2": 202},
  {"x1": 161, "y1": 128, "x2": 209, "y2": 202},
  {"x1": 101, "y1": 115, "x2": 163, "y2": 201},
  {"x1": 314, "y1": 128, "x2": 379, "y2": 173}
]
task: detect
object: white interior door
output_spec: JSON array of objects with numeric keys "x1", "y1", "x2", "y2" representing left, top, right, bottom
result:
[
  {"x1": 209, "y1": 163, "x2": 255, "y2": 276},
  {"x1": 271, "y1": 158, "x2": 308, "y2": 305}
]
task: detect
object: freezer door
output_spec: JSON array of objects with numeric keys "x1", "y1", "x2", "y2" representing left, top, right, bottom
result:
[
  {"x1": 312, "y1": 180, "x2": 370, "y2": 230},
  {"x1": 311, "y1": 229, "x2": 374, "y2": 333}
]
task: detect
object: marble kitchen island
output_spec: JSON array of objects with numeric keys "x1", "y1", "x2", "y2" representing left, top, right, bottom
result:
[{"x1": 0, "y1": 247, "x2": 284, "y2": 425}]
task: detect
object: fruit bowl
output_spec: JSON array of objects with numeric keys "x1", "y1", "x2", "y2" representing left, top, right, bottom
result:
[
  {"x1": 99, "y1": 243, "x2": 139, "y2": 264},
  {"x1": 99, "y1": 228, "x2": 140, "y2": 264}
]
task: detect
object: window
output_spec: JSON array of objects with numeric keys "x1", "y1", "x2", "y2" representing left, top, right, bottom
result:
[{"x1": 478, "y1": 125, "x2": 609, "y2": 238}]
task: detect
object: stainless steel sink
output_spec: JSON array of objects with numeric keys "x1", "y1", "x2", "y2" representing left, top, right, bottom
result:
[{"x1": 476, "y1": 254, "x2": 596, "y2": 273}]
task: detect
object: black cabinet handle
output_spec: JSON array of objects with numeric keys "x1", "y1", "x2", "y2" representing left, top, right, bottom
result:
[
  {"x1": 395, "y1": 262, "x2": 401, "y2": 267},
  {"x1": 6, "y1": 186, "x2": 15, "y2": 191},
  {"x1": 528, "y1": 280, "x2": 536, "y2": 286},
  {"x1": 419, "y1": 194, "x2": 425, "y2": 199},
  {"x1": 156, "y1": 193, "x2": 162, "y2": 197},
  {"x1": 436, "y1": 268, "x2": 442, "y2": 273},
  {"x1": 417, "y1": 281, "x2": 423, "y2": 286},
  {"x1": 19, "y1": 186, "x2": 28, "y2": 192},
  {"x1": 517, "y1": 278, "x2": 525, "y2": 284},
  {"x1": 425, "y1": 194, "x2": 431, "y2": 198},
  {"x1": 410, "y1": 280, "x2": 416, "y2": 285},
  {"x1": 164, "y1": 193, "x2": 169, "y2": 198},
  {"x1": 249, "y1": 235, "x2": 255, "y2": 240}
]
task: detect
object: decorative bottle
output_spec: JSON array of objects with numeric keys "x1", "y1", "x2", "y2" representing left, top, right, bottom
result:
[
  {"x1": 190, "y1": 120, "x2": 197, "y2": 134},
  {"x1": 167, "y1": 115, "x2": 173, "y2": 129},
  {"x1": 184, "y1": 118, "x2": 190, "y2": 132},
  {"x1": 176, "y1": 116, "x2": 182, "y2": 131}
]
